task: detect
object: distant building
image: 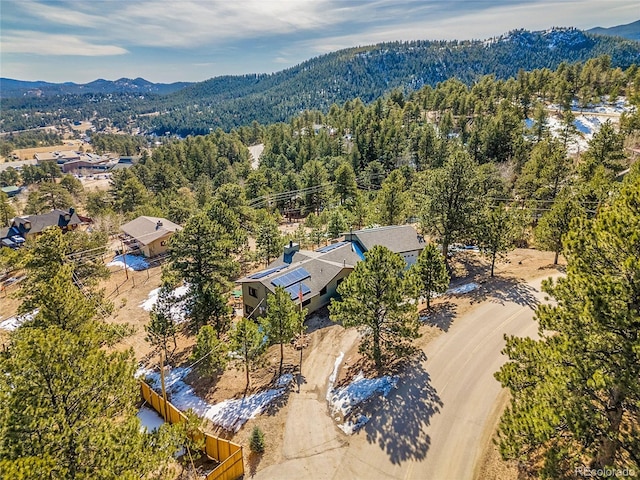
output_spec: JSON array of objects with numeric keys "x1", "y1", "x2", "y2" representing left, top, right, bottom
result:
[
  {"x1": 237, "y1": 225, "x2": 425, "y2": 317},
  {"x1": 120, "y1": 216, "x2": 182, "y2": 258},
  {"x1": 1, "y1": 186, "x2": 21, "y2": 198}
]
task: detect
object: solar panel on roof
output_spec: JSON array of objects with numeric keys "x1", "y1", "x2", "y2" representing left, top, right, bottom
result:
[
  {"x1": 284, "y1": 282, "x2": 311, "y2": 300},
  {"x1": 315, "y1": 241, "x2": 348, "y2": 253},
  {"x1": 271, "y1": 267, "x2": 311, "y2": 287},
  {"x1": 248, "y1": 265, "x2": 285, "y2": 279}
]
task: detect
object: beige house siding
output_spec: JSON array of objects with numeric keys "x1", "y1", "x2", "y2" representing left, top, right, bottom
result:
[
  {"x1": 242, "y1": 282, "x2": 270, "y2": 317},
  {"x1": 144, "y1": 236, "x2": 171, "y2": 258}
]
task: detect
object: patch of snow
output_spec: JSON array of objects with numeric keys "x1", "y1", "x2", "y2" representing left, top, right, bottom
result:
[
  {"x1": 137, "y1": 405, "x2": 165, "y2": 432},
  {"x1": 276, "y1": 373, "x2": 294, "y2": 388},
  {"x1": 139, "y1": 284, "x2": 190, "y2": 323},
  {"x1": 139, "y1": 366, "x2": 291, "y2": 432},
  {"x1": 329, "y1": 372, "x2": 397, "y2": 421},
  {"x1": 326, "y1": 352, "x2": 344, "y2": 401},
  {"x1": 339, "y1": 414, "x2": 370, "y2": 435},
  {"x1": 0, "y1": 309, "x2": 37, "y2": 331},
  {"x1": 107, "y1": 254, "x2": 149, "y2": 271},
  {"x1": 204, "y1": 388, "x2": 285, "y2": 432},
  {"x1": 447, "y1": 282, "x2": 480, "y2": 295}
]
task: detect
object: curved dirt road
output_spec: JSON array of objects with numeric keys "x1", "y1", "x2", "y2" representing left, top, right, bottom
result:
[{"x1": 254, "y1": 275, "x2": 556, "y2": 480}]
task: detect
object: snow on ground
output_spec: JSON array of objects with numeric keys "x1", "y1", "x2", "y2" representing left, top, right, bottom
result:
[
  {"x1": 327, "y1": 371, "x2": 398, "y2": 435},
  {"x1": 446, "y1": 282, "x2": 480, "y2": 295},
  {"x1": 326, "y1": 352, "x2": 345, "y2": 401},
  {"x1": 138, "y1": 366, "x2": 292, "y2": 433},
  {"x1": 139, "y1": 284, "x2": 190, "y2": 322},
  {"x1": 0, "y1": 309, "x2": 37, "y2": 331},
  {"x1": 137, "y1": 405, "x2": 165, "y2": 432},
  {"x1": 541, "y1": 97, "x2": 635, "y2": 155},
  {"x1": 107, "y1": 254, "x2": 150, "y2": 271}
]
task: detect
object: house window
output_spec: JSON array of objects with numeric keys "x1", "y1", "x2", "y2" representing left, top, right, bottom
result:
[
  {"x1": 302, "y1": 299, "x2": 311, "y2": 307},
  {"x1": 320, "y1": 286, "x2": 327, "y2": 296},
  {"x1": 248, "y1": 287, "x2": 258, "y2": 298}
]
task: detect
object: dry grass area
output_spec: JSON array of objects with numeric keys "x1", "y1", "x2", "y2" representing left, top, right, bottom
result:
[{"x1": 5, "y1": 139, "x2": 89, "y2": 161}]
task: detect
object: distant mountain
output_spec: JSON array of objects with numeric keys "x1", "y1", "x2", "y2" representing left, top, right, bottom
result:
[
  {"x1": 0, "y1": 77, "x2": 192, "y2": 98},
  {"x1": 588, "y1": 20, "x2": 640, "y2": 41},
  {"x1": 2, "y1": 27, "x2": 639, "y2": 135},
  {"x1": 148, "y1": 27, "x2": 640, "y2": 135}
]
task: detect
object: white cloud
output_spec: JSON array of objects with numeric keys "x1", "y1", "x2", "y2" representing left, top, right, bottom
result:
[
  {"x1": 20, "y1": 0, "x2": 102, "y2": 28},
  {"x1": 2, "y1": 31, "x2": 128, "y2": 56}
]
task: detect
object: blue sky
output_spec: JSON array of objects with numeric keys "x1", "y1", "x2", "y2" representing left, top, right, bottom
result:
[{"x1": 1, "y1": 0, "x2": 638, "y2": 84}]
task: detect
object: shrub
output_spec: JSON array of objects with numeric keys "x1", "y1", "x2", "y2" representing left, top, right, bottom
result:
[{"x1": 249, "y1": 426, "x2": 265, "y2": 453}]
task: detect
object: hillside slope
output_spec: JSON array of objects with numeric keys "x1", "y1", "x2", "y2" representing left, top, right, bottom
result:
[
  {"x1": 588, "y1": 19, "x2": 640, "y2": 41},
  {"x1": 2, "y1": 28, "x2": 639, "y2": 135}
]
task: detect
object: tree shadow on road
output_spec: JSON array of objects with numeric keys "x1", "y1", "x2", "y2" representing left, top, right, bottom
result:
[
  {"x1": 471, "y1": 276, "x2": 541, "y2": 309},
  {"x1": 362, "y1": 353, "x2": 442, "y2": 465},
  {"x1": 419, "y1": 301, "x2": 457, "y2": 332}
]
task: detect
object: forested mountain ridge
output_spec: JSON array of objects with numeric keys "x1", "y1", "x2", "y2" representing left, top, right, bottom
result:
[
  {"x1": 1, "y1": 27, "x2": 639, "y2": 135},
  {"x1": 0, "y1": 77, "x2": 192, "y2": 98}
]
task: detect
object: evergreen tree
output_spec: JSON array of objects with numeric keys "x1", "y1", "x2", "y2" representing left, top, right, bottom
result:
[
  {"x1": 327, "y1": 209, "x2": 348, "y2": 240},
  {"x1": 18, "y1": 229, "x2": 109, "y2": 317},
  {"x1": 346, "y1": 191, "x2": 369, "y2": 230},
  {"x1": 230, "y1": 318, "x2": 266, "y2": 391},
  {"x1": 329, "y1": 245, "x2": 419, "y2": 372},
  {"x1": 579, "y1": 120, "x2": 627, "y2": 180},
  {"x1": 0, "y1": 191, "x2": 16, "y2": 227},
  {"x1": 333, "y1": 162, "x2": 358, "y2": 205},
  {"x1": 145, "y1": 284, "x2": 178, "y2": 360},
  {"x1": 0, "y1": 326, "x2": 175, "y2": 480},
  {"x1": 187, "y1": 282, "x2": 232, "y2": 335},
  {"x1": 260, "y1": 286, "x2": 306, "y2": 377},
  {"x1": 476, "y1": 205, "x2": 520, "y2": 277},
  {"x1": 168, "y1": 213, "x2": 238, "y2": 332},
  {"x1": 376, "y1": 169, "x2": 409, "y2": 226},
  {"x1": 301, "y1": 160, "x2": 329, "y2": 214},
  {"x1": 410, "y1": 243, "x2": 449, "y2": 309},
  {"x1": 515, "y1": 138, "x2": 572, "y2": 201},
  {"x1": 191, "y1": 325, "x2": 228, "y2": 376},
  {"x1": 24, "y1": 183, "x2": 74, "y2": 214},
  {"x1": 495, "y1": 173, "x2": 640, "y2": 476},
  {"x1": 417, "y1": 148, "x2": 479, "y2": 264},
  {"x1": 535, "y1": 193, "x2": 584, "y2": 265},
  {"x1": 256, "y1": 216, "x2": 285, "y2": 266}
]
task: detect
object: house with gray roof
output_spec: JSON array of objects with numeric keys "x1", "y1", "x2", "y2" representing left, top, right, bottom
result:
[
  {"x1": 344, "y1": 225, "x2": 425, "y2": 267},
  {"x1": 1, "y1": 208, "x2": 83, "y2": 248},
  {"x1": 237, "y1": 225, "x2": 425, "y2": 317},
  {"x1": 120, "y1": 216, "x2": 182, "y2": 258}
]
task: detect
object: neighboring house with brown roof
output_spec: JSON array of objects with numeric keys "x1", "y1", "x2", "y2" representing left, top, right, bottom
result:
[
  {"x1": 237, "y1": 225, "x2": 425, "y2": 317},
  {"x1": 120, "y1": 216, "x2": 182, "y2": 258}
]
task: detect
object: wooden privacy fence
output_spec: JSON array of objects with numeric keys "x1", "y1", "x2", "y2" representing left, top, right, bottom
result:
[{"x1": 140, "y1": 381, "x2": 244, "y2": 480}]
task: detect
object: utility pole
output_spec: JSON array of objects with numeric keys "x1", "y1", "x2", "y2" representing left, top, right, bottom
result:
[
  {"x1": 159, "y1": 350, "x2": 169, "y2": 421},
  {"x1": 120, "y1": 238, "x2": 129, "y2": 279},
  {"x1": 295, "y1": 283, "x2": 308, "y2": 393}
]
